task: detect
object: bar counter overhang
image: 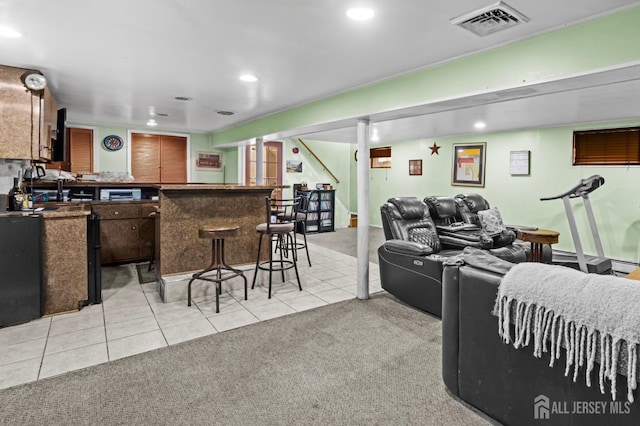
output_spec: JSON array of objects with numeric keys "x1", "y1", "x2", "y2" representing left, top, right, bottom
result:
[{"x1": 154, "y1": 184, "x2": 281, "y2": 300}]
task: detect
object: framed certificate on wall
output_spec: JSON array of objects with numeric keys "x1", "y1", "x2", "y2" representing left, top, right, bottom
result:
[{"x1": 509, "y1": 150, "x2": 530, "y2": 175}]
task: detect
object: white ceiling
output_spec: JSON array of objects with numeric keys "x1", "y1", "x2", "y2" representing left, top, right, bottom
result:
[{"x1": 1, "y1": 0, "x2": 639, "y2": 143}]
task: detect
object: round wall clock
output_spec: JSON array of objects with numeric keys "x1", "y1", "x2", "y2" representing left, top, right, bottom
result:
[
  {"x1": 103, "y1": 135, "x2": 124, "y2": 151},
  {"x1": 24, "y1": 73, "x2": 47, "y2": 91}
]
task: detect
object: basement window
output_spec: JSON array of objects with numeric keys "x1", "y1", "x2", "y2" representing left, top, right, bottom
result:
[
  {"x1": 573, "y1": 127, "x2": 640, "y2": 166},
  {"x1": 370, "y1": 146, "x2": 392, "y2": 169}
]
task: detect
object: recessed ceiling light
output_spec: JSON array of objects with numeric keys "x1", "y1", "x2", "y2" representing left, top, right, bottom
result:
[
  {"x1": 146, "y1": 119, "x2": 158, "y2": 127},
  {"x1": 216, "y1": 110, "x2": 236, "y2": 116},
  {"x1": 0, "y1": 26, "x2": 22, "y2": 38},
  {"x1": 174, "y1": 96, "x2": 193, "y2": 101},
  {"x1": 346, "y1": 8, "x2": 375, "y2": 20},
  {"x1": 474, "y1": 121, "x2": 486, "y2": 130},
  {"x1": 239, "y1": 74, "x2": 258, "y2": 82}
]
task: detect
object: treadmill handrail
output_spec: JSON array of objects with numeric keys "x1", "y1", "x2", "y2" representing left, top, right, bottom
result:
[{"x1": 540, "y1": 175, "x2": 604, "y2": 201}]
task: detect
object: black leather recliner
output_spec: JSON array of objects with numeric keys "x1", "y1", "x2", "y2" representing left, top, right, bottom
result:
[
  {"x1": 424, "y1": 195, "x2": 526, "y2": 263},
  {"x1": 378, "y1": 197, "x2": 462, "y2": 317}
]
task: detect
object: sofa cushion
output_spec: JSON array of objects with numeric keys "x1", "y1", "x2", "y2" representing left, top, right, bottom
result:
[{"x1": 478, "y1": 207, "x2": 507, "y2": 234}]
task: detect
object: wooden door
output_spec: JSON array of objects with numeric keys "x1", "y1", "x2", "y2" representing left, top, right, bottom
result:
[
  {"x1": 131, "y1": 133, "x2": 186, "y2": 183},
  {"x1": 69, "y1": 128, "x2": 93, "y2": 174},
  {"x1": 245, "y1": 141, "x2": 283, "y2": 198},
  {"x1": 131, "y1": 133, "x2": 161, "y2": 183},
  {"x1": 160, "y1": 135, "x2": 187, "y2": 183}
]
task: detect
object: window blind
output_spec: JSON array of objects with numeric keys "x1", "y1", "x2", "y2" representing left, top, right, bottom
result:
[{"x1": 573, "y1": 127, "x2": 640, "y2": 166}]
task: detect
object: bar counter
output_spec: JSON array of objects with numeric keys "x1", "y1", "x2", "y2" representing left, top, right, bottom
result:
[{"x1": 155, "y1": 185, "x2": 280, "y2": 282}]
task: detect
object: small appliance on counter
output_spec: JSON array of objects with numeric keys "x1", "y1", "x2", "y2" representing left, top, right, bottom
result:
[
  {"x1": 99, "y1": 188, "x2": 142, "y2": 201},
  {"x1": 24, "y1": 165, "x2": 45, "y2": 181}
]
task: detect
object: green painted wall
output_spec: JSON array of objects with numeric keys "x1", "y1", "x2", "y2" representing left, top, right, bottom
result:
[
  {"x1": 356, "y1": 119, "x2": 640, "y2": 264},
  {"x1": 211, "y1": 6, "x2": 640, "y2": 145},
  {"x1": 68, "y1": 122, "x2": 239, "y2": 182},
  {"x1": 281, "y1": 138, "x2": 351, "y2": 228}
]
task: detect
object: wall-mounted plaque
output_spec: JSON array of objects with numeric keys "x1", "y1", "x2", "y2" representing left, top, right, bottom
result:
[{"x1": 510, "y1": 150, "x2": 530, "y2": 175}]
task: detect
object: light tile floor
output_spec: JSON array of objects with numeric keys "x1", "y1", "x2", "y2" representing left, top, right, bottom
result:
[{"x1": 0, "y1": 242, "x2": 382, "y2": 390}]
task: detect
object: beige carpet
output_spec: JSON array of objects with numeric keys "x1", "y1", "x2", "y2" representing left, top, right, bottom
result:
[{"x1": 0, "y1": 294, "x2": 489, "y2": 426}]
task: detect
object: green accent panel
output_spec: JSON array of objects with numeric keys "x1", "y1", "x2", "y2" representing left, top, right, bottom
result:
[
  {"x1": 282, "y1": 139, "x2": 351, "y2": 228},
  {"x1": 93, "y1": 125, "x2": 129, "y2": 173},
  {"x1": 190, "y1": 134, "x2": 238, "y2": 183},
  {"x1": 212, "y1": 6, "x2": 640, "y2": 145},
  {"x1": 365, "y1": 118, "x2": 640, "y2": 264}
]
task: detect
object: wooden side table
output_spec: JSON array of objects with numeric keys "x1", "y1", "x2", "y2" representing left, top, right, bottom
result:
[{"x1": 516, "y1": 229, "x2": 559, "y2": 263}]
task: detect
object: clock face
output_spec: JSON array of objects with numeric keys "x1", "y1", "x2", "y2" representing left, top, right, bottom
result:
[
  {"x1": 103, "y1": 135, "x2": 124, "y2": 151},
  {"x1": 25, "y1": 73, "x2": 47, "y2": 91}
]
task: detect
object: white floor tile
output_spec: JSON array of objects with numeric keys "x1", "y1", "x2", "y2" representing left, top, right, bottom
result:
[
  {"x1": 249, "y1": 300, "x2": 296, "y2": 321},
  {"x1": 325, "y1": 276, "x2": 358, "y2": 289},
  {"x1": 104, "y1": 305, "x2": 154, "y2": 325},
  {"x1": 208, "y1": 309, "x2": 259, "y2": 332},
  {"x1": 314, "y1": 288, "x2": 354, "y2": 304},
  {"x1": 0, "y1": 233, "x2": 380, "y2": 386},
  {"x1": 281, "y1": 294, "x2": 328, "y2": 312},
  {"x1": 0, "y1": 358, "x2": 42, "y2": 390},
  {"x1": 44, "y1": 326, "x2": 106, "y2": 356},
  {"x1": 108, "y1": 330, "x2": 167, "y2": 361},
  {"x1": 0, "y1": 338, "x2": 46, "y2": 366},
  {"x1": 39, "y1": 343, "x2": 108, "y2": 379},
  {"x1": 49, "y1": 311, "x2": 105, "y2": 337},
  {"x1": 105, "y1": 316, "x2": 159, "y2": 341},
  {"x1": 0, "y1": 321, "x2": 50, "y2": 347},
  {"x1": 161, "y1": 318, "x2": 217, "y2": 345},
  {"x1": 196, "y1": 294, "x2": 246, "y2": 316},
  {"x1": 154, "y1": 307, "x2": 206, "y2": 329}
]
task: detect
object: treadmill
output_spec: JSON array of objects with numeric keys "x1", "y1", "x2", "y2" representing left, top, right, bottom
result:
[{"x1": 540, "y1": 175, "x2": 612, "y2": 274}]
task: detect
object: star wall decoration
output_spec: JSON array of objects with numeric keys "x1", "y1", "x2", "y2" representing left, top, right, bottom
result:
[{"x1": 430, "y1": 142, "x2": 441, "y2": 155}]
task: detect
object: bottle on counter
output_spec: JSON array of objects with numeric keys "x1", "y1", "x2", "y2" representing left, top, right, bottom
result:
[{"x1": 8, "y1": 178, "x2": 25, "y2": 211}]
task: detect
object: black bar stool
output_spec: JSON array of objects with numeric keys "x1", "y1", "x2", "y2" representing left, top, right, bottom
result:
[
  {"x1": 187, "y1": 225, "x2": 247, "y2": 313},
  {"x1": 252, "y1": 197, "x2": 302, "y2": 298},
  {"x1": 276, "y1": 192, "x2": 311, "y2": 267}
]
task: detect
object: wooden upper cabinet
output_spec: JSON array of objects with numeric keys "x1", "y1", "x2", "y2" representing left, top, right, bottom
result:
[
  {"x1": 131, "y1": 133, "x2": 186, "y2": 183},
  {"x1": 0, "y1": 65, "x2": 43, "y2": 160},
  {"x1": 69, "y1": 128, "x2": 93, "y2": 174}
]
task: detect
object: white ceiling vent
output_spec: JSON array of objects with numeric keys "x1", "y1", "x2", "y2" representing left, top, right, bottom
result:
[{"x1": 451, "y1": 1, "x2": 530, "y2": 37}]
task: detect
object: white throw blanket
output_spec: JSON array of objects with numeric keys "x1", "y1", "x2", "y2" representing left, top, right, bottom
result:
[{"x1": 494, "y1": 262, "x2": 640, "y2": 402}]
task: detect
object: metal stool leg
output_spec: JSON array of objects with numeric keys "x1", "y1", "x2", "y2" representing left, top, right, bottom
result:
[{"x1": 252, "y1": 234, "x2": 264, "y2": 289}]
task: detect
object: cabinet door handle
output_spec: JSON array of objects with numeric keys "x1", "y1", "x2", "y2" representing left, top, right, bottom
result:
[
  {"x1": 132, "y1": 226, "x2": 136, "y2": 230},
  {"x1": 114, "y1": 211, "x2": 119, "y2": 215}
]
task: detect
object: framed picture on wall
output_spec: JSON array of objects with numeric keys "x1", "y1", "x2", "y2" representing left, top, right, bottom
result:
[
  {"x1": 195, "y1": 151, "x2": 223, "y2": 171},
  {"x1": 409, "y1": 159, "x2": 422, "y2": 175},
  {"x1": 451, "y1": 142, "x2": 486, "y2": 187}
]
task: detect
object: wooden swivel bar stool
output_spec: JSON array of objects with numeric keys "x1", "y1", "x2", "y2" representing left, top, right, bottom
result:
[{"x1": 187, "y1": 225, "x2": 247, "y2": 313}]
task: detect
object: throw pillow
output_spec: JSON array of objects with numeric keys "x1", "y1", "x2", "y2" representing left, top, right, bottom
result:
[{"x1": 478, "y1": 207, "x2": 507, "y2": 234}]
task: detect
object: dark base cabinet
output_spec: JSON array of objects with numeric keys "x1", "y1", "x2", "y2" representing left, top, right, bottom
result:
[
  {"x1": 92, "y1": 202, "x2": 157, "y2": 265},
  {"x1": 0, "y1": 215, "x2": 43, "y2": 327}
]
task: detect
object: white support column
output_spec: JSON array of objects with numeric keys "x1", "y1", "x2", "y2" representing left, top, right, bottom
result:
[
  {"x1": 356, "y1": 118, "x2": 370, "y2": 300},
  {"x1": 255, "y1": 137, "x2": 264, "y2": 185}
]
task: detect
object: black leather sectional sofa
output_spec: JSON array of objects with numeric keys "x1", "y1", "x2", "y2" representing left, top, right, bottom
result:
[
  {"x1": 441, "y1": 250, "x2": 639, "y2": 425},
  {"x1": 378, "y1": 194, "x2": 526, "y2": 317}
]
